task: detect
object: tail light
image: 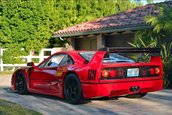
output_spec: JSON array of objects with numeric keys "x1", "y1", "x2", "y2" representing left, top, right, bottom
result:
[
  {"x1": 118, "y1": 69, "x2": 124, "y2": 77},
  {"x1": 101, "y1": 70, "x2": 109, "y2": 78},
  {"x1": 149, "y1": 68, "x2": 155, "y2": 75},
  {"x1": 109, "y1": 70, "x2": 117, "y2": 77},
  {"x1": 142, "y1": 69, "x2": 147, "y2": 76},
  {"x1": 101, "y1": 69, "x2": 123, "y2": 78},
  {"x1": 155, "y1": 67, "x2": 160, "y2": 75},
  {"x1": 149, "y1": 67, "x2": 161, "y2": 75}
]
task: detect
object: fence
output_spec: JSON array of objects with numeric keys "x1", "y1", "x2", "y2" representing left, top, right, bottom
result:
[{"x1": 0, "y1": 48, "x2": 63, "y2": 72}]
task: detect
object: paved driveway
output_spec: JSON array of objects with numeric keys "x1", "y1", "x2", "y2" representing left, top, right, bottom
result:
[{"x1": 0, "y1": 75, "x2": 172, "y2": 115}]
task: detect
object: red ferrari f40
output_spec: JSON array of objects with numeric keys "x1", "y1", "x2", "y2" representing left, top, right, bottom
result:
[{"x1": 11, "y1": 47, "x2": 163, "y2": 104}]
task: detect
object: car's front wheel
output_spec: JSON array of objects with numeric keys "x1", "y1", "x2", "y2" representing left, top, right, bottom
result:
[
  {"x1": 64, "y1": 73, "x2": 83, "y2": 104},
  {"x1": 16, "y1": 72, "x2": 28, "y2": 95},
  {"x1": 126, "y1": 93, "x2": 147, "y2": 98}
]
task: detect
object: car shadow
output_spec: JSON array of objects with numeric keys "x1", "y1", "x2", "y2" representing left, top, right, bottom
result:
[{"x1": 2, "y1": 87, "x2": 129, "y2": 104}]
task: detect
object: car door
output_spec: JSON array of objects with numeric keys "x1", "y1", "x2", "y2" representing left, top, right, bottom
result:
[
  {"x1": 29, "y1": 53, "x2": 66, "y2": 94},
  {"x1": 49, "y1": 54, "x2": 75, "y2": 94}
]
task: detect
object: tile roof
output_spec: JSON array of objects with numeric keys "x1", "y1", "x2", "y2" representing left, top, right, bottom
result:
[{"x1": 54, "y1": 1, "x2": 172, "y2": 38}]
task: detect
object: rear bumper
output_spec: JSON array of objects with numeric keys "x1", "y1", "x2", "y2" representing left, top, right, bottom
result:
[{"x1": 81, "y1": 79, "x2": 163, "y2": 99}]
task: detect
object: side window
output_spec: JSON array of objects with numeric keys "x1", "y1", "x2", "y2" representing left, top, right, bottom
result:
[
  {"x1": 39, "y1": 54, "x2": 66, "y2": 68},
  {"x1": 59, "y1": 55, "x2": 74, "y2": 66}
]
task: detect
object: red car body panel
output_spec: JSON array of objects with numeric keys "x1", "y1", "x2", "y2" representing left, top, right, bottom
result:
[
  {"x1": 82, "y1": 79, "x2": 163, "y2": 98},
  {"x1": 11, "y1": 49, "x2": 163, "y2": 99}
]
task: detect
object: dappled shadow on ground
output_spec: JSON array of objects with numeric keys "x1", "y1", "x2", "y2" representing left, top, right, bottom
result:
[
  {"x1": 3, "y1": 87, "x2": 172, "y2": 104},
  {"x1": 1, "y1": 88, "x2": 172, "y2": 115},
  {"x1": 147, "y1": 93, "x2": 172, "y2": 102},
  {"x1": 0, "y1": 87, "x2": 11, "y2": 91},
  {"x1": 0, "y1": 87, "x2": 121, "y2": 115},
  {"x1": 161, "y1": 89, "x2": 172, "y2": 93},
  {"x1": 2, "y1": 87, "x2": 66, "y2": 102},
  {"x1": 143, "y1": 90, "x2": 172, "y2": 106},
  {"x1": 4, "y1": 88, "x2": 90, "y2": 104},
  {"x1": 1, "y1": 87, "x2": 120, "y2": 104}
]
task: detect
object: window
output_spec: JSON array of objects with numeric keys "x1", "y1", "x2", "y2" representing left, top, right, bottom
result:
[
  {"x1": 59, "y1": 55, "x2": 74, "y2": 66},
  {"x1": 38, "y1": 54, "x2": 74, "y2": 68},
  {"x1": 39, "y1": 54, "x2": 65, "y2": 68},
  {"x1": 79, "y1": 51, "x2": 96, "y2": 62},
  {"x1": 103, "y1": 53, "x2": 135, "y2": 63}
]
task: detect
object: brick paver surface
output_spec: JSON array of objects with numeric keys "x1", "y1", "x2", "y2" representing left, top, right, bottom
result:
[{"x1": 0, "y1": 75, "x2": 172, "y2": 115}]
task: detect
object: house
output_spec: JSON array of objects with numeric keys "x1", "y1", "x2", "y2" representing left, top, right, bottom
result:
[{"x1": 53, "y1": 1, "x2": 172, "y2": 50}]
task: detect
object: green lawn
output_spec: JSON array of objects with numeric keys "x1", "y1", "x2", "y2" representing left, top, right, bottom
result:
[{"x1": 0, "y1": 99, "x2": 42, "y2": 115}]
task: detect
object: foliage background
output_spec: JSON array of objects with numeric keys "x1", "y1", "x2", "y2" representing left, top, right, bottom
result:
[
  {"x1": 130, "y1": 3, "x2": 172, "y2": 88},
  {"x1": 0, "y1": 0, "x2": 139, "y2": 63}
]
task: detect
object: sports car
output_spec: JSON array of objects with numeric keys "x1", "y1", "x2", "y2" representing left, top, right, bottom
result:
[{"x1": 11, "y1": 47, "x2": 163, "y2": 104}]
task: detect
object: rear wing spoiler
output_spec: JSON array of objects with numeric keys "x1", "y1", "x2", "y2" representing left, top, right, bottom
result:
[
  {"x1": 88, "y1": 47, "x2": 162, "y2": 68},
  {"x1": 99, "y1": 47, "x2": 160, "y2": 55}
]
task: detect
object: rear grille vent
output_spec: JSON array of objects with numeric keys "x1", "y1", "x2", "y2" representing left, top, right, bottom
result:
[{"x1": 88, "y1": 69, "x2": 96, "y2": 80}]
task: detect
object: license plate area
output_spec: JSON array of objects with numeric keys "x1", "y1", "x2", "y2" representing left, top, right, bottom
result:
[{"x1": 127, "y1": 68, "x2": 139, "y2": 77}]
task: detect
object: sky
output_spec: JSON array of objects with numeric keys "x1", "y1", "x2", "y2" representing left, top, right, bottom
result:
[{"x1": 133, "y1": 0, "x2": 167, "y2": 4}]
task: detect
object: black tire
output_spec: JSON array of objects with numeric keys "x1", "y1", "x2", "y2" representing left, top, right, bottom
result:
[
  {"x1": 64, "y1": 73, "x2": 83, "y2": 104},
  {"x1": 126, "y1": 93, "x2": 147, "y2": 98},
  {"x1": 16, "y1": 72, "x2": 28, "y2": 95}
]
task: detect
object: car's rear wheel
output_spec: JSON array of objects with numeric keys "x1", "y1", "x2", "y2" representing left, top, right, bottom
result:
[
  {"x1": 126, "y1": 93, "x2": 147, "y2": 98},
  {"x1": 64, "y1": 74, "x2": 83, "y2": 104},
  {"x1": 16, "y1": 72, "x2": 28, "y2": 95}
]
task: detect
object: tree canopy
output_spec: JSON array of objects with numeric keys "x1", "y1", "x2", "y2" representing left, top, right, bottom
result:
[
  {"x1": 0, "y1": 0, "x2": 57, "y2": 52},
  {"x1": 0, "y1": 0, "x2": 139, "y2": 63}
]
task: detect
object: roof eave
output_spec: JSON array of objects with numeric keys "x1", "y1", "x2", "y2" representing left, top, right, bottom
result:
[{"x1": 52, "y1": 24, "x2": 151, "y2": 38}]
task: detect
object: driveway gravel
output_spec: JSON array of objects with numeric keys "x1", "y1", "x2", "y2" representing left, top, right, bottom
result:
[{"x1": 0, "y1": 75, "x2": 172, "y2": 115}]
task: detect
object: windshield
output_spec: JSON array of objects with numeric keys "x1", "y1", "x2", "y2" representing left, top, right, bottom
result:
[{"x1": 79, "y1": 51, "x2": 151, "y2": 63}]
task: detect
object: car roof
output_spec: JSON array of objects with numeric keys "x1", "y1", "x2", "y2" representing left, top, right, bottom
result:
[
  {"x1": 53, "y1": 50, "x2": 97, "y2": 55},
  {"x1": 52, "y1": 50, "x2": 95, "y2": 63}
]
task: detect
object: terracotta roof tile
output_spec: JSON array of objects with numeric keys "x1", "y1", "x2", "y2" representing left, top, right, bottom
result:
[{"x1": 54, "y1": 1, "x2": 172, "y2": 37}]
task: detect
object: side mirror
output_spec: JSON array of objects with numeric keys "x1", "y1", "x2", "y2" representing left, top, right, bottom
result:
[{"x1": 27, "y1": 62, "x2": 35, "y2": 67}]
